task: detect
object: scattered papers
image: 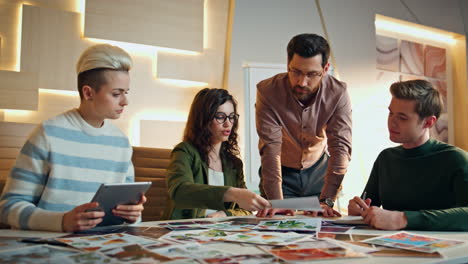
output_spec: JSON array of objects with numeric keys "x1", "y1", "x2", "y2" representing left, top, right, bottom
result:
[
  {"x1": 253, "y1": 218, "x2": 321, "y2": 233},
  {"x1": 160, "y1": 229, "x2": 230, "y2": 244},
  {"x1": 258, "y1": 240, "x2": 367, "y2": 262},
  {"x1": 158, "y1": 220, "x2": 214, "y2": 230},
  {"x1": 103, "y1": 243, "x2": 172, "y2": 263},
  {"x1": 215, "y1": 231, "x2": 310, "y2": 245},
  {"x1": 56, "y1": 233, "x2": 155, "y2": 252},
  {"x1": 318, "y1": 233, "x2": 444, "y2": 258},
  {"x1": 73, "y1": 225, "x2": 170, "y2": 240},
  {"x1": 0, "y1": 237, "x2": 37, "y2": 252},
  {"x1": 320, "y1": 225, "x2": 354, "y2": 233},
  {"x1": 362, "y1": 232, "x2": 464, "y2": 253},
  {"x1": 0, "y1": 245, "x2": 80, "y2": 264},
  {"x1": 54, "y1": 251, "x2": 119, "y2": 264},
  {"x1": 2, "y1": 217, "x2": 461, "y2": 263},
  {"x1": 203, "y1": 221, "x2": 257, "y2": 231},
  {"x1": 202, "y1": 254, "x2": 279, "y2": 264},
  {"x1": 327, "y1": 215, "x2": 366, "y2": 225},
  {"x1": 148, "y1": 242, "x2": 231, "y2": 260},
  {"x1": 269, "y1": 196, "x2": 322, "y2": 211}
]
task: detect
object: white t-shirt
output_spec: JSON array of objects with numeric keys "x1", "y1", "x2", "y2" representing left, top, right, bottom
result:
[{"x1": 205, "y1": 168, "x2": 225, "y2": 216}]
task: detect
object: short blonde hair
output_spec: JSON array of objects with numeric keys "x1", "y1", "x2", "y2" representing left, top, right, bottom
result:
[
  {"x1": 76, "y1": 44, "x2": 132, "y2": 100},
  {"x1": 76, "y1": 44, "x2": 132, "y2": 74}
]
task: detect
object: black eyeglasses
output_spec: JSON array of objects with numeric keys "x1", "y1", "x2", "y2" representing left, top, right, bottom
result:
[
  {"x1": 288, "y1": 68, "x2": 323, "y2": 79},
  {"x1": 214, "y1": 112, "x2": 239, "y2": 124}
]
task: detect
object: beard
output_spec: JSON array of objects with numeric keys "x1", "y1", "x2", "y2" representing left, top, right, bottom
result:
[{"x1": 292, "y1": 85, "x2": 314, "y2": 102}]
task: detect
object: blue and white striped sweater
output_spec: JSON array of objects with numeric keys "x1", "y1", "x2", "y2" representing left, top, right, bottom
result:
[{"x1": 0, "y1": 109, "x2": 134, "y2": 231}]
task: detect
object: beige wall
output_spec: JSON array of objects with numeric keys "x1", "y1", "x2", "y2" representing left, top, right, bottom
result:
[
  {"x1": 0, "y1": 0, "x2": 467, "y2": 205},
  {"x1": 0, "y1": 0, "x2": 229, "y2": 150}
]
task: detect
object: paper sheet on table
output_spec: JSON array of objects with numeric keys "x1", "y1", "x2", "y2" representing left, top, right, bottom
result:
[
  {"x1": 269, "y1": 196, "x2": 322, "y2": 211},
  {"x1": 330, "y1": 216, "x2": 366, "y2": 225}
]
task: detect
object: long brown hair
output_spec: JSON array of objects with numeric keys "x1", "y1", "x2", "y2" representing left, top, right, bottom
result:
[{"x1": 183, "y1": 88, "x2": 241, "y2": 168}]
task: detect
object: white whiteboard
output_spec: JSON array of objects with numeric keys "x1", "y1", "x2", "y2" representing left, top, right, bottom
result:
[{"x1": 242, "y1": 63, "x2": 286, "y2": 191}]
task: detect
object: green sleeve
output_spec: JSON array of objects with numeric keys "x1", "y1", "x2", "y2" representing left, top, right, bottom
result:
[
  {"x1": 363, "y1": 156, "x2": 381, "y2": 206},
  {"x1": 405, "y1": 207, "x2": 468, "y2": 231},
  {"x1": 405, "y1": 162, "x2": 468, "y2": 231},
  {"x1": 166, "y1": 145, "x2": 230, "y2": 210}
]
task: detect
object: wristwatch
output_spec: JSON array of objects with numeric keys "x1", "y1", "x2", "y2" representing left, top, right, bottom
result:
[{"x1": 319, "y1": 198, "x2": 334, "y2": 208}]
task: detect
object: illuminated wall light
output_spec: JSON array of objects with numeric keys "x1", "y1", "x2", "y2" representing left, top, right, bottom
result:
[
  {"x1": 129, "y1": 109, "x2": 187, "y2": 146},
  {"x1": 85, "y1": 38, "x2": 200, "y2": 56},
  {"x1": 14, "y1": 4, "x2": 23, "y2": 71},
  {"x1": 152, "y1": 52, "x2": 158, "y2": 77},
  {"x1": 3, "y1": 109, "x2": 34, "y2": 116},
  {"x1": 75, "y1": 0, "x2": 86, "y2": 37},
  {"x1": 39, "y1": 88, "x2": 79, "y2": 96},
  {"x1": 375, "y1": 16, "x2": 456, "y2": 45},
  {"x1": 203, "y1": 0, "x2": 208, "y2": 49},
  {"x1": 158, "y1": 78, "x2": 208, "y2": 88}
]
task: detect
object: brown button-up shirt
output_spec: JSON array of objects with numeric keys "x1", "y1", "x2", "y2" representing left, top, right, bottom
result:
[{"x1": 256, "y1": 73, "x2": 352, "y2": 200}]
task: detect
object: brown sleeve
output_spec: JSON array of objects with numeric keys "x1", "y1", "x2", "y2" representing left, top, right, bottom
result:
[
  {"x1": 322, "y1": 88, "x2": 352, "y2": 200},
  {"x1": 255, "y1": 87, "x2": 283, "y2": 200}
]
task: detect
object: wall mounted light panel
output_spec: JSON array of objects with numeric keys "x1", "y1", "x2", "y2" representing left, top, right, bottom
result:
[
  {"x1": 84, "y1": 0, "x2": 204, "y2": 52},
  {"x1": 156, "y1": 0, "x2": 228, "y2": 87}
]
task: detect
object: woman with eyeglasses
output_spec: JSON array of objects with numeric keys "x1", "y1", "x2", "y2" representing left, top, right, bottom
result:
[{"x1": 163, "y1": 88, "x2": 270, "y2": 219}]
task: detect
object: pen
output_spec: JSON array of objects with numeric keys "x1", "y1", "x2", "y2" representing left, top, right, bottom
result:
[{"x1": 361, "y1": 191, "x2": 367, "y2": 200}]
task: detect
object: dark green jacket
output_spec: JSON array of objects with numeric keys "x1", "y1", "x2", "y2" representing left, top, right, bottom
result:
[
  {"x1": 163, "y1": 142, "x2": 251, "y2": 220},
  {"x1": 364, "y1": 139, "x2": 468, "y2": 231}
]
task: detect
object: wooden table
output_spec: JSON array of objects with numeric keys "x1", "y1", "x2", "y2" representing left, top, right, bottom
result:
[{"x1": 1, "y1": 215, "x2": 468, "y2": 264}]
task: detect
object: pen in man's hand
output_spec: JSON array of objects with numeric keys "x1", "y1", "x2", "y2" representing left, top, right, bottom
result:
[{"x1": 361, "y1": 191, "x2": 367, "y2": 200}]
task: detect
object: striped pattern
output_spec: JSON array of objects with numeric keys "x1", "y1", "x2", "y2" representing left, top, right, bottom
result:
[{"x1": 0, "y1": 109, "x2": 134, "y2": 231}]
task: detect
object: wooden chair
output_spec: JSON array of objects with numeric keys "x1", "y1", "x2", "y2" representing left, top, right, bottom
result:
[
  {"x1": 132, "y1": 146, "x2": 172, "y2": 222},
  {"x1": 0, "y1": 122, "x2": 36, "y2": 193}
]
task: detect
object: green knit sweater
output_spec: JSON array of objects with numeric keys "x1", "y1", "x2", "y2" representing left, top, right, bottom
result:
[{"x1": 363, "y1": 139, "x2": 468, "y2": 231}]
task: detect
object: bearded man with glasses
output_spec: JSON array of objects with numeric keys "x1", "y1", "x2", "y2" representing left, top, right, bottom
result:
[{"x1": 256, "y1": 33, "x2": 352, "y2": 218}]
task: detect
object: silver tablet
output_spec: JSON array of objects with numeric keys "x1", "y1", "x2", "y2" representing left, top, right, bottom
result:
[{"x1": 89, "y1": 182, "x2": 152, "y2": 227}]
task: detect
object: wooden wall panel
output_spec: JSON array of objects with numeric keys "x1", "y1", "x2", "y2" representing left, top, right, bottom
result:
[
  {"x1": 156, "y1": 0, "x2": 229, "y2": 87},
  {"x1": 22, "y1": 5, "x2": 90, "y2": 91},
  {"x1": 0, "y1": 1, "x2": 20, "y2": 71},
  {"x1": 140, "y1": 120, "x2": 185, "y2": 149},
  {"x1": 84, "y1": 0, "x2": 204, "y2": 52},
  {"x1": 0, "y1": 3, "x2": 39, "y2": 110},
  {"x1": 0, "y1": 71, "x2": 38, "y2": 110},
  {"x1": 0, "y1": 4, "x2": 87, "y2": 110}
]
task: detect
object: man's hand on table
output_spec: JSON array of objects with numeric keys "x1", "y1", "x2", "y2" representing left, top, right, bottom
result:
[
  {"x1": 304, "y1": 203, "x2": 341, "y2": 218},
  {"x1": 362, "y1": 206, "x2": 407, "y2": 230},
  {"x1": 348, "y1": 196, "x2": 372, "y2": 216}
]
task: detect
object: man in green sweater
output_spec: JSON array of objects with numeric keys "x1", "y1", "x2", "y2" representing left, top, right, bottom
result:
[{"x1": 348, "y1": 79, "x2": 468, "y2": 231}]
